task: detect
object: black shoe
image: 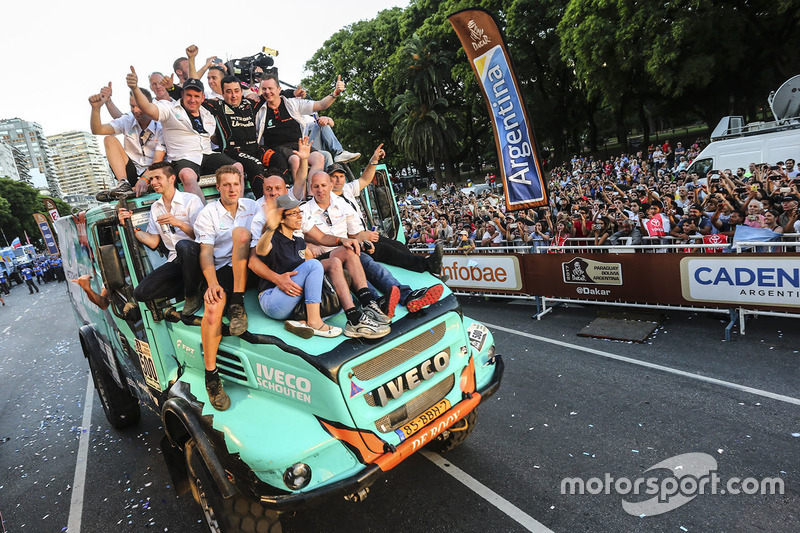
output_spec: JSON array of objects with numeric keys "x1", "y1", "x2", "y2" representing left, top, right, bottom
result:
[
  {"x1": 182, "y1": 294, "x2": 203, "y2": 317},
  {"x1": 426, "y1": 242, "x2": 444, "y2": 275},
  {"x1": 228, "y1": 303, "x2": 248, "y2": 336},
  {"x1": 405, "y1": 285, "x2": 444, "y2": 313},
  {"x1": 205, "y1": 378, "x2": 231, "y2": 411},
  {"x1": 376, "y1": 286, "x2": 401, "y2": 319}
]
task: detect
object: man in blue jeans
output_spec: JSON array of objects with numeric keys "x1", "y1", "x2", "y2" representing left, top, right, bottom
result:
[{"x1": 301, "y1": 172, "x2": 443, "y2": 317}]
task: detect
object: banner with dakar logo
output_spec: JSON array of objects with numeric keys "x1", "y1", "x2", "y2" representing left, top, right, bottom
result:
[{"x1": 448, "y1": 8, "x2": 548, "y2": 211}]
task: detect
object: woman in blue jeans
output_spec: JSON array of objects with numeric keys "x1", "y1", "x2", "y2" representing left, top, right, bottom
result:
[{"x1": 254, "y1": 194, "x2": 342, "y2": 338}]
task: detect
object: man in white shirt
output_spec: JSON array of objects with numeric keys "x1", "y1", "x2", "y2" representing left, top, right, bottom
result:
[
  {"x1": 89, "y1": 87, "x2": 165, "y2": 200},
  {"x1": 192, "y1": 165, "x2": 257, "y2": 410},
  {"x1": 127, "y1": 67, "x2": 242, "y2": 202},
  {"x1": 117, "y1": 162, "x2": 204, "y2": 314}
]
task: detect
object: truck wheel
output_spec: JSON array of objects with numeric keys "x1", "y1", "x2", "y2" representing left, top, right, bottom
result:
[
  {"x1": 185, "y1": 439, "x2": 282, "y2": 533},
  {"x1": 427, "y1": 409, "x2": 477, "y2": 453},
  {"x1": 87, "y1": 353, "x2": 141, "y2": 429}
]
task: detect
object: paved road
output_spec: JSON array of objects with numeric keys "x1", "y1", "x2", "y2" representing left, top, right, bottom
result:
[{"x1": 1, "y1": 284, "x2": 798, "y2": 532}]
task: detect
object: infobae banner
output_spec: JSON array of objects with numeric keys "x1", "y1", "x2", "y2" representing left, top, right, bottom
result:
[{"x1": 448, "y1": 8, "x2": 548, "y2": 210}]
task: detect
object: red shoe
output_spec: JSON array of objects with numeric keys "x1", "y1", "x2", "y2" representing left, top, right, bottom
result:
[
  {"x1": 405, "y1": 285, "x2": 444, "y2": 313},
  {"x1": 384, "y1": 286, "x2": 401, "y2": 318}
]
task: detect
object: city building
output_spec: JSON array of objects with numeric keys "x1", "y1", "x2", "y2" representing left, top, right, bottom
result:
[
  {"x1": 0, "y1": 139, "x2": 21, "y2": 182},
  {"x1": 47, "y1": 130, "x2": 113, "y2": 197},
  {"x1": 0, "y1": 118, "x2": 60, "y2": 195}
]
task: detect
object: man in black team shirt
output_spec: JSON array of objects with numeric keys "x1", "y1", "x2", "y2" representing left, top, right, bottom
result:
[{"x1": 256, "y1": 73, "x2": 345, "y2": 185}]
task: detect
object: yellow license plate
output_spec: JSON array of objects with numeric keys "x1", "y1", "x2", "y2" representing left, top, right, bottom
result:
[{"x1": 396, "y1": 398, "x2": 451, "y2": 439}]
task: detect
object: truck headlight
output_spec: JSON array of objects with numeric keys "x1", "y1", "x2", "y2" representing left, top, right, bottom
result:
[{"x1": 283, "y1": 462, "x2": 312, "y2": 490}]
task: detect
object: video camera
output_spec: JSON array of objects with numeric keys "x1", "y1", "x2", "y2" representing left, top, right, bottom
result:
[{"x1": 225, "y1": 48, "x2": 279, "y2": 88}]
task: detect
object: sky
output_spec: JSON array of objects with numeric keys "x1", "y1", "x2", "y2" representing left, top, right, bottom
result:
[{"x1": 0, "y1": 0, "x2": 408, "y2": 185}]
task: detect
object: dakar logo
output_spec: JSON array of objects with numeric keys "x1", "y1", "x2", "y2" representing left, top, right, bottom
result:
[
  {"x1": 468, "y1": 20, "x2": 491, "y2": 50},
  {"x1": 562, "y1": 257, "x2": 623, "y2": 286}
]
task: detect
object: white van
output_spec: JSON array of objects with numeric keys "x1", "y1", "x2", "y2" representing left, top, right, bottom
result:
[{"x1": 687, "y1": 118, "x2": 800, "y2": 177}]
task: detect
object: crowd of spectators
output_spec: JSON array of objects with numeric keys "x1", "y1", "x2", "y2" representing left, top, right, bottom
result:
[{"x1": 400, "y1": 140, "x2": 800, "y2": 253}]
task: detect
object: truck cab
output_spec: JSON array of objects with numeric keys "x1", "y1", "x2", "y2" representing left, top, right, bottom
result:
[{"x1": 56, "y1": 166, "x2": 503, "y2": 532}]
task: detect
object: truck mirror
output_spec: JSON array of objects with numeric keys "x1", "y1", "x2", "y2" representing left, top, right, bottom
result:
[{"x1": 99, "y1": 244, "x2": 125, "y2": 292}]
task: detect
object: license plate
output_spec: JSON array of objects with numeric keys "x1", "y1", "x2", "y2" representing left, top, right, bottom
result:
[{"x1": 395, "y1": 398, "x2": 451, "y2": 440}]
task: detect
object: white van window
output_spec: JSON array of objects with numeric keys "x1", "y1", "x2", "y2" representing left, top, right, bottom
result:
[{"x1": 692, "y1": 158, "x2": 713, "y2": 177}]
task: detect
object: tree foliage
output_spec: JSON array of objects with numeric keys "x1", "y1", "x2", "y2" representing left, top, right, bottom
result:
[
  {"x1": 0, "y1": 178, "x2": 67, "y2": 250},
  {"x1": 301, "y1": 0, "x2": 800, "y2": 173}
]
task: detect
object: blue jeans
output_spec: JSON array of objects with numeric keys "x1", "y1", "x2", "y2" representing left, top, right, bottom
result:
[
  {"x1": 308, "y1": 122, "x2": 342, "y2": 168},
  {"x1": 258, "y1": 260, "x2": 323, "y2": 320},
  {"x1": 360, "y1": 253, "x2": 412, "y2": 304}
]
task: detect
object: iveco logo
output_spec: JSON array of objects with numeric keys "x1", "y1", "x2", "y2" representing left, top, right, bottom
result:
[{"x1": 369, "y1": 351, "x2": 450, "y2": 407}]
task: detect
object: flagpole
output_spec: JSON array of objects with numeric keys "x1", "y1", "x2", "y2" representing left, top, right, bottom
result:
[{"x1": 0, "y1": 228, "x2": 8, "y2": 247}]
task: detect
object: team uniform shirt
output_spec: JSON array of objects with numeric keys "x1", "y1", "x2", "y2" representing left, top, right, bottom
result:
[
  {"x1": 257, "y1": 231, "x2": 307, "y2": 293},
  {"x1": 255, "y1": 96, "x2": 315, "y2": 147},
  {"x1": 194, "y1": 198, "x2": 259, "y2": 268},
  {"x1": 643, "y1": 213, "x2": 671, "y2": 237},
  {"x1": 205, "y1": 90, "x2": 223, "y2": 100},
  {"x1": 202, "y1": 98, "x2": 260, "y2": 154},
  {"x1": 300, "y1": 195, "x2": 364, "y2": 252},
  {"x1": 145, "y1": 190, "x2": 204, "y2": 261},
  {"x1": 248, "y1": 188, "x2": 300, "y2": 248},
  {"x1": 153, "y1": 99, "x2": 216, "y2": 164},
  {"x1": 108, "y1": 114, "x2": 166, "y2": 174}
]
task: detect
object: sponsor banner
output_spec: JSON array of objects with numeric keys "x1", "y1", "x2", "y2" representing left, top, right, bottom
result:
[
  {"x1": 33, "y1": 213, "x2": 59, "y2": 255},
  {"x1": 562, "y1": 257, "x2": 622, "y2": 285},
  {"x1": 43, "y1": 198, "x2": 60, "y2": 223},
  {"x1": 442, "y1": 254, "x2": 523, "y2": 291},
  {"x1": 448, "y1": 8, "x2": 548, "y2": 210},
  {"x1": 681, "y1": 257, "x2": 800, "y2": 309}
]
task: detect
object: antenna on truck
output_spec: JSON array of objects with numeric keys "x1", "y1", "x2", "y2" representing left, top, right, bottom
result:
[{"x1": 768, "y1": 74, "x2": 800, "y2": 123}]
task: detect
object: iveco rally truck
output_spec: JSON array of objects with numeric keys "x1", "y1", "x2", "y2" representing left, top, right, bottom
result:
[{"x1": 56, "y1": 166, "x2": 503, "y2": 532}]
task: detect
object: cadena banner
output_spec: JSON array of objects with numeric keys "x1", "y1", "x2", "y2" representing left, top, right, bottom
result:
[{"x1": 448, "y1": 8, "x2": 548, "y2": 210}]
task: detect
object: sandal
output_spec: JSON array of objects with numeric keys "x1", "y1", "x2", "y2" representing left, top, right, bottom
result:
[
  {"x1": 284, "y1": 320, "x2": 314, "y2": 339},
  {"x1": 311, "y1": 322, "x2": 342, "y2": 338}
]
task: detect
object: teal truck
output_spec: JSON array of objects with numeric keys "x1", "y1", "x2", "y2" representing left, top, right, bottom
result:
[{"x1": 56, "y1": 168, "x2": 503, "y2": 532}]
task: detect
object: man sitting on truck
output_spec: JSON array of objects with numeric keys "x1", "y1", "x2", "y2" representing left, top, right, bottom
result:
[
  {"x1": 193, "y1": 165, "x2": 258, "y2": 411},
  {"x1": 127, "y1": 67, "x2": 243, "y2": 202},
  {"x1": 117, "y1": 162, "x2": 205, "y2": 316}
]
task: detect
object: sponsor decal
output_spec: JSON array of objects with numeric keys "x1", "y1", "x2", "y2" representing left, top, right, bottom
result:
[
  {"x1": 369, "y1": 351, "x2": 450, "y2": 407},
  {"x1": 175, "y1": 339, "x2": 196, "y2": 356},
  {"x1": 681, "y1": 257, "x2": 800, "y2": 308},
  {"x1": 255, "y1": 362, "x2": 312, "y2": 403},
  {"x1": 467, "y1": 323, "x2": 489, "y2": 352},
  {"x1": 349, "y1": 381, "x2": 364, "y2": 398},
  {"x1": 442, "y1": 255, "x2": 522, "y2": 290},
  {"x1": 562, "y1": 257, "x2": 622, "y2": 285},
  {"x1": 134, "y1": 339, "x2": 160, "y2": 389}
]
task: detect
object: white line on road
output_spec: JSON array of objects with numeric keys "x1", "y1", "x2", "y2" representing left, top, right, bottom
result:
[
  {"x1": 2, "y1": 326, "x2": 10, "y2": 334},
  {"x1": 484, "y1": 322, "x2": 800, "y2": 407},
  {"x1": 68, "y1": 373, "x2": 94, "y2": 533},
  {"x1": 14, "y1": 316, "x2": 20, "y2": 322},
  {"x1": 421, "y1": 450, "x2": 554, "y2": 533}
]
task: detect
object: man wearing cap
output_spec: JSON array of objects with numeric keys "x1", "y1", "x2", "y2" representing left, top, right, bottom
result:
[
  {"x1": 670, "y1": 203, "x2": 712, "y2": 241},
  {"x1": 127, "y1": 66, "x2": 242, "y2": 202},
  {"x1": 779, "y1": 194, "x2": 799, "y2": 229},
  {"x1": 327, "y1": 148, "x2": 444, "y2": 277},
  {"x1": 90, "y1": 86, "x2": 166, "y2": 201}
]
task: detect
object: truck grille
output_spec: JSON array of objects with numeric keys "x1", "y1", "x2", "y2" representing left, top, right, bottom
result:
[
  {"x1": 352, "y1": 322, "x2": 446, "y2": 381},
  {"x1": 373, "y1": 374, "x2": 455, "y2": 433},
  {"x1": 217, "y1": 350, "x2": 248, "y2": 382}
]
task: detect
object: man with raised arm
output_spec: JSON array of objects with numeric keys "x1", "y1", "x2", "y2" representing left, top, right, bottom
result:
[
  {"x1": 193, "y1": 165, "x2": 258, "y2": 411},
  {"x1": 255, "y1": 73, "x2": 344, "y2": 185},
  {"x1": 126, "y1": 66, "x2": 242, "y2": 202},
  {"x1": 117, "y1": 162, "x2": 205, "y2": 316},
  {"x1": 89, "y1": 86, "x2": 166, "y2": 201}
]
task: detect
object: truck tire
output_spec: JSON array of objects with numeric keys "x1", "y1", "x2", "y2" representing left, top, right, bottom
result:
[
  {"x1": 426, "y1": 409, "x2": 477, "y2": 453},
  {"x1": 185, "y1": 439, "x2": 282, "y2": 533},
  {"x1": 87, "y1": 353, "x2": 141, "y2": 429}
]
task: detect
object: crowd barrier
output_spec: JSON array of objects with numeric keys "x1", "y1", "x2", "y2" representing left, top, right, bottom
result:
[{"x1": 411, "y1": 238, "x2": 800, "y2": 339}]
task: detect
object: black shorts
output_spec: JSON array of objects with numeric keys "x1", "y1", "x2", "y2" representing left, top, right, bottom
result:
[
  {"x1": 125, "y1": 160, "x2": 144, "y2": 187},
  {"x1": 172, "y1": 152, "x2": 237, "y2": 178}
]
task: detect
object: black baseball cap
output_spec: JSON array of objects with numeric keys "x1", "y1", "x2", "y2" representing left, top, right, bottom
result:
[
  {"x1": 326, "y1": 163, "x2": 346, "y2": 175},
  {"x1": 781, "y1": 194, "x2": 799, "y2": 202},
  {"x1": 182, "y1": 78, "x2": 204, "y2": 92}
]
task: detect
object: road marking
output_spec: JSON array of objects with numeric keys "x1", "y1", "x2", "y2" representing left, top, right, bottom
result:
[
  {"x1": 484, "y1": 322, "x2": 800, "y2": 407},
  {"x1": 2, "y1": 326, "x2": 10, "y2": 334},
  {"x1": 421, "y1": 450, "x2": 553, "y2": 532},
  {"x1": 68, "y1": 373, "x2": 94, "y2": 532},
  {"x1": 14, "y1": 316, "x2": 21, "y2": 322}
]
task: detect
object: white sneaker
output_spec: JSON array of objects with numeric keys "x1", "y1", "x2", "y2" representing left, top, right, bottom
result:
[
  {"x1": 362, "y1": 301, "x2": 391, "y2": 325},
  {"x1": 344, "y1": 314, "x2": 390, "y2": 339},
  {"x1": 334, "y1": 150, "x2": 361, "y2": 163}
]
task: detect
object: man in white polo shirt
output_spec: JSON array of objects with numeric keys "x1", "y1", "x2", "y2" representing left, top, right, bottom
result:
[
  {"x1": 192, "y1": 165, "x2": 257, "y2": 411},
  {"x1": 89, "y1": 86, "x2": 166, "y2": 201},
  {"x1": 127, "y1": 66, "x2": 242, "y2": 202},
  {"x1": 117, "y1": 162, "x2": 204, "y2": 315}
]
